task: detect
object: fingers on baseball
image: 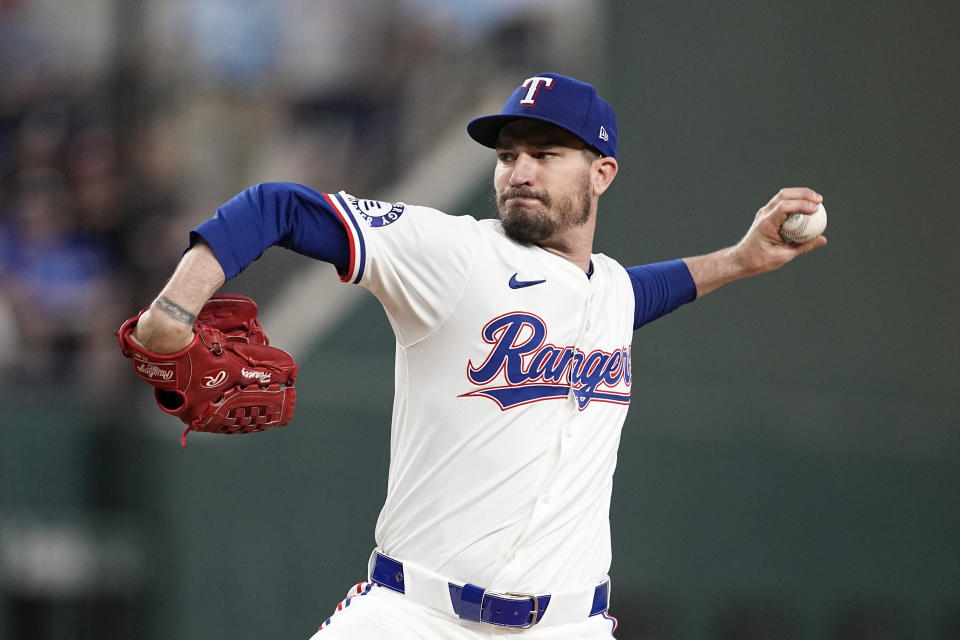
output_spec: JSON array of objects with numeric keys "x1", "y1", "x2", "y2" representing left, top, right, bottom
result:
[
  {"x1": 767, "y1": 187, "x2": 822, "y2": 206},
  {"x1": 785, "y1": 234, "x2": 827, "y2": 256},
  {"x1": 763, "y1": 199, "x2": 822, "y2": 230},
  {"x1": 799, "y1": 234, "x2": 828, "y2": 251}
]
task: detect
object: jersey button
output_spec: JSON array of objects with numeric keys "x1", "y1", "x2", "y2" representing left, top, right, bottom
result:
[{"x1": 540, "y1": 494, "x2": 551, "y2": 504}]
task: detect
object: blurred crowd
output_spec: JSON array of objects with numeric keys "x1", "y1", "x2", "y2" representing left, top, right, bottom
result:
[
  {"x1": 1, "y1": 0, "x2": 137, "y2": 392},
  {"x1": 0, "y1": 0, "x2": 594, "y2": 400}
]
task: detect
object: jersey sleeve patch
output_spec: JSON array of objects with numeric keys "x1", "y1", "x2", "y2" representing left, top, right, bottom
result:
[
  {"x1": 324, "y1": 192, "x2": 409, "y2": 284},
  {"x1": 323, "y1": 191, "x2": 367, "y2": 284},
  {"x1": 343, "y1": 196, "x2": 406, "y2": 228}
]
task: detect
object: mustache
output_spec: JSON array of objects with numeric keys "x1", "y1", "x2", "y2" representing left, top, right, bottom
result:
[{"x1": 498, "y1": 187, "x2": 552, "y2": 207}]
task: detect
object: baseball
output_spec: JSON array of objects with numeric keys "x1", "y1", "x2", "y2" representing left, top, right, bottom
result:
[{"x1": 780, "y1": 203, "x2": 827, "y2": 243}]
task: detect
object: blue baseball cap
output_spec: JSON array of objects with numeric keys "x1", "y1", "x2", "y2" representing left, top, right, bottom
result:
[{"x1": 467, "y1": 73, "x2": 618, "y2": 158}]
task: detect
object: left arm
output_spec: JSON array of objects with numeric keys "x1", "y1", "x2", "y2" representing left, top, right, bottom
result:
[{"x1": 684, "y1": 187, "x2": 827, "y2": 297}]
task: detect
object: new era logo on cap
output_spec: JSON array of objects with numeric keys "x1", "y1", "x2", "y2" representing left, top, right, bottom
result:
[{"x1": 467, "y1": 73, "x2": 618, "y2": 158}]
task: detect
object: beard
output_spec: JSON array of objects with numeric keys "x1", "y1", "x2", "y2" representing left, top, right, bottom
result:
[{"x1": 496, "y1": 173, "x2": 592, "y2": 245}]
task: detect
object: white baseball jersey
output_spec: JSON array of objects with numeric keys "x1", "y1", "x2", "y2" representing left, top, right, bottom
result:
[{"x1": 325, "y1": 191, "x2": 635, "y2": 595}]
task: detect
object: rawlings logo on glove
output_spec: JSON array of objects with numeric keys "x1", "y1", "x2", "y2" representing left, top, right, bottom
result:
[
  {"x1": 137, "y1": 362, "x2": 176, "y2": 381},
  {"x1": 117, "y1": 295, "x2": 298, "y2": 445}
]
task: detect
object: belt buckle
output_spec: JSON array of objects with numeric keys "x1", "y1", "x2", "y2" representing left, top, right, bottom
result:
[{"x1": 504, "y1": 592, "x2": 539, "y2": 629}]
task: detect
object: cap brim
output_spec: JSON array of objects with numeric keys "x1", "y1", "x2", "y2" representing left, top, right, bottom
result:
[
  {"x1": 467, "y1": 113, "x2": 588, "y2": 150},
  {"x1": 466, "y1": 114, "x2": 522, "y2": 148}
]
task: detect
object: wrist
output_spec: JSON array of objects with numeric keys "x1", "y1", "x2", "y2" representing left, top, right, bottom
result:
[
  {"x1": 132, "y1": 307, "x2": 195, "y2": 354},
  {"x1": 729, "y1": 241, "x2": 764, "y2": 277},
  {"x1": 684, "y1": 246, "x2": 751, "y2": 298}
]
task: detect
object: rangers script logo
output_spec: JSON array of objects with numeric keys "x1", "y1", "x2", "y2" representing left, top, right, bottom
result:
[{"x1": 461, "y1": 312, "x2": 631, "y2": 410}]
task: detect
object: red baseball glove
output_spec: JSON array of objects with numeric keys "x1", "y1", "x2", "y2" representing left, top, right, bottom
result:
[{"x1": 117, "y1": 295, "x2": 298, "y2": 445}]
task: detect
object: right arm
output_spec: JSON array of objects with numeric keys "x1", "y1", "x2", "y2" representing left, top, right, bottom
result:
[
  {"x1": 682, "y1": 188, "x2": 826, "y2": 297},
  {"x1": 131, "y1": 182, "x2": 350, "y2": 353},
  {"x1": 628, "y1": 188, "x2": 826, "y2": 329}
]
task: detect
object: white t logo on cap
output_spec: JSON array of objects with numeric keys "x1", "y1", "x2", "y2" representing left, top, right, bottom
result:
[{"x1": 519, "y1": 76, "x2": 555, "y2": 105}]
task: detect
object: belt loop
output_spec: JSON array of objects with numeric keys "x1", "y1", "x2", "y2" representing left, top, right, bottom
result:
[
  {"x1": 590, "y1": 579, "x2": 610, "y2": 616},
  {"x1": 370, "y1": 551, "x2": 406, "y2": 594},
  {"x1": 448, "y1": 583, "x2": 485, "y2": 622}
]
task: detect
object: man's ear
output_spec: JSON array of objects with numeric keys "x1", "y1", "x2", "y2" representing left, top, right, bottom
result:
[{"x1": 593, "y1": 156, "x2": 618, "y2": 196}]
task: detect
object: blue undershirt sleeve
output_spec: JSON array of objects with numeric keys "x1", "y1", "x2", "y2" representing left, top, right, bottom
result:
[
  {"x1": 189, "y1": 182, "x2": 350, "y2": 281},
  {"x1": 627, "y1": 259, "x2": 697, "y2": 330}
]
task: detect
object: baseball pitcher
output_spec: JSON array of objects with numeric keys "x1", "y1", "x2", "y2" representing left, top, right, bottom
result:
[{"x1": 117, "y1": 73, "x2": 826, "y2": 638}]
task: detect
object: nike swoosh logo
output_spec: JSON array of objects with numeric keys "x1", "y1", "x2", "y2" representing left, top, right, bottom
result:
[{"x1": 509, "y1": 273, "x2": 547, "y2": 289}]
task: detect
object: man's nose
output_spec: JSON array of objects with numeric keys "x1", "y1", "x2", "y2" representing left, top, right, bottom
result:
[{"x1": 509, "y1": 154, "x2": 538, "y2": 186}]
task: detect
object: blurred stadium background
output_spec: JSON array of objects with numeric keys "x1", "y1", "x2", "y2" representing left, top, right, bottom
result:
[{"x1": 1, "y1": 0, "x2": 958, "y2": 638}]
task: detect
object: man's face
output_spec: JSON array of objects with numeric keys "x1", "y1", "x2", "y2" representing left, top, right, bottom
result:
[{"x1": 493, "y1": 120, "x2": 597, "y2": 246}]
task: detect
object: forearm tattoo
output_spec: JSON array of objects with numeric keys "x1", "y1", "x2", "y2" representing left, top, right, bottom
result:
[{"x1": 155, "y1": 295, "x2": 197, "y2": 325}]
